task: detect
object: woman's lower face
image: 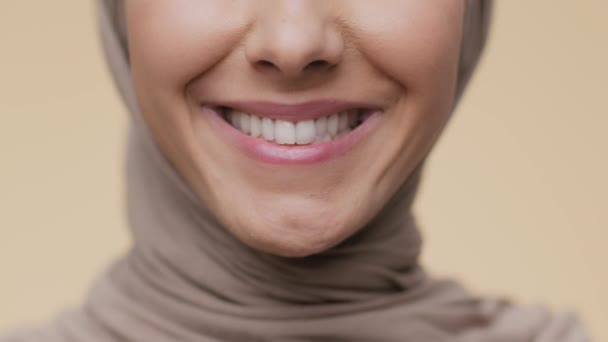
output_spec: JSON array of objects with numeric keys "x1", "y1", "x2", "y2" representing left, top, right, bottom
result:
[{"x1": 125, "y1": 0, "x2": 465, "y2": 257}]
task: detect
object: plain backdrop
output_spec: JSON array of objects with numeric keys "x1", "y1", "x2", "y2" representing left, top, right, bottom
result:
[{"x1": 1, "y1": 1, "x2": 606, "y2": 340}]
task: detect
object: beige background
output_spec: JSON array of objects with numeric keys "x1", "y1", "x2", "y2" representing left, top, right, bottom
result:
[{"x1": 1, "y1": 1, "x2": 606, "y2": 340}]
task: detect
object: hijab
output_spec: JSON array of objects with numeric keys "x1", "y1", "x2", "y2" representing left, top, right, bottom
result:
[{"x1": 2, "y1": 1, "x2": 590, "y2": 341}]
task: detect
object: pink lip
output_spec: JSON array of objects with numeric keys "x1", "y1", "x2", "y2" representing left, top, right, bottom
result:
[
  {"x1": 201, "y1": 103, "x2": 383, "y2": 165},
  {"x1": 204, "y1": 100, "x2": 382, "y2": 122}
]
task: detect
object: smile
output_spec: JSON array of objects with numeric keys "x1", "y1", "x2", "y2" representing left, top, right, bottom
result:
[
  {"x1": 202, "y1": 100, "x2": 384, "y2": 164},
  {"x1": 223, "y1": 108, "x2": 371, "y2": 145}
]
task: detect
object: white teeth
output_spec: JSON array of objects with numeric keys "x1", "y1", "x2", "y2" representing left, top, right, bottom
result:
[
  {"x1": 295, "y1": 120, "x2": 316, "y2": 145},
  {"x1": 327, "y1": 114, "x2": 339, "y2": 136},
  {"x1": 262, "y1": 117, "x2": 274, "y2": 141},
  {"x1": 225, "y1": 109, "x2": 364, "y2": 145},
  {"x1": 229, "y1": 112, "x2": 240, "y2": 129},
  {"x1": 315, "y1": 116, "x2": 327, "y2": 138},
  {"x1": 237, "y1": 111, "x2": 250, "y2": 134},
  {"x1": 274, "y1": 120, "x2": 296, "y2": 144},
  {"x1": 250, "y1": 115, "x2": 261, "y2": 138},
  {"x1": 338, "y1": 112, "x2": 349, "y2": 132}
]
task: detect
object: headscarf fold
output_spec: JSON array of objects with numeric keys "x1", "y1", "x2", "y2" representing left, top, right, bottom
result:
[{"x1": 2, "y1": 1, "x2": 590, "y2": 341}]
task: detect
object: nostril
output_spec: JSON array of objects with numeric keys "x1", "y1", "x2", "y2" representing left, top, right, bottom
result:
[
  {"x1": 254, "y1": 58, "x2": 334, "y2": 77},
  {"x1": 257, "y1": 60, "x2": 277, "y2": 70},
  {"x1": 305, "y1": 59, "x2": 331, "y2": 71}
]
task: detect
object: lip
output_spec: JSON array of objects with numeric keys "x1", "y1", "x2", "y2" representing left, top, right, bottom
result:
[
  {"x1": 201, "y1": 101, "x2": 384, "y2": 165},
  {"x1": 204, "y1": 100, "x2": 383, "y2": 122}
]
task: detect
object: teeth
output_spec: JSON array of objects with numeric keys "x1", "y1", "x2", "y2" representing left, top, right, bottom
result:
[
  {"x1": 250, "y1": 115, "x2": 261, "y2": 138},
  {"x1": 237, "y1": 111, "x2": 250, "y2": 134},
  {"x1": 315, "y1": 116, "x2": 327, "y2": 138},
  {"x1": 338, "y1": 112, "x2": 349, "y2": 132},
  {"x1": 274, "y1": 120, "x2": 296, "y2": 144},
  {"x1": 321, "y1": 134, "x2": 332, "y2": 142},
  {"x1": 327, "y1": 114, "x2": 339, "y2": 136},
  {"x1": 229, "y1": 111, "x2": 240, "y2": 129},
  {"x1": 295, "y1": 120, "x2": 316, "y2": 145},
  {"x1": 262, "y1": 117, "x2": 274, "y2": 141},
  {"x1": 226, "y1": 109, "x2": 365, "y2": 145}
]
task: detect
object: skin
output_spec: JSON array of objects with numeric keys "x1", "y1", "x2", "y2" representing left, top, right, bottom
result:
[{"x1": 124, "y1": 0, "x2": 465, "y2": 257}]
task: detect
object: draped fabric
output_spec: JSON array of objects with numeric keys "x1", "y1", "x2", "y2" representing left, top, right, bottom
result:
[{"x1": 1, "y1": 1, "x2": 590, "y2": 341}]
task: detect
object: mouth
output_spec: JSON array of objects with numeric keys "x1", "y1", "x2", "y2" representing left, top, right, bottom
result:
[
  {"x1": 201, "y1": 100, "x2": 384, "y2": 164},
  {"x1": 220, "y1": 107, "x2": 373, "y2": 145}
]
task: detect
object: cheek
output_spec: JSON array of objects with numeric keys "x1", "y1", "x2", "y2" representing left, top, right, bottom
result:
[
  {"x1": 350, "y1": 1, "x2": 464, "y2": 103},
  {"x1": 355, "y1": 1, "x2": 464, "y2": 166},
  {"x1": 124, "y1": 1, "x2": 252, "y2": 174},
  {"x1": 345, "y1": 2, "x2": 464, "y2": 207},
  {"x1": 125, "y1": 1, "x2": 249, "y2": 100}
]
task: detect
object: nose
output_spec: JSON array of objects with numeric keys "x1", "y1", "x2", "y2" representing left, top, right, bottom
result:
[{"x1": 244, "y1": 1, "x2": 345, "y2": 80}]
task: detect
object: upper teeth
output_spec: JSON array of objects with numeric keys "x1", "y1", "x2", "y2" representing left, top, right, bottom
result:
[{"x1": 225, "y1": 109, "x2": 362, "y2": 145}]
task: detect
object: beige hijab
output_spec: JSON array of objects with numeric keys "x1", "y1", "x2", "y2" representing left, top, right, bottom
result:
[{"x1": 2, "y1": 1, "x2": 590, "y2": 341}]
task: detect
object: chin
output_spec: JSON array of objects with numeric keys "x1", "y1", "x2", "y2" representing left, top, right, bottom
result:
[{"x1": 231, "y1": 197, "x2": 355, "y2": 258}]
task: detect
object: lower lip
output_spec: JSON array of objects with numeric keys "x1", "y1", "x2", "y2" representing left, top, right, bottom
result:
[{"x1": 202, "y1": 106, "x2": 383, "y2": 165}]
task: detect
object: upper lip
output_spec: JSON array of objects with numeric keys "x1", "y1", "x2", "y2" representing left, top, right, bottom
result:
[{"x1": 204, "y1": 100, "x2": 383, "y2": 122}]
